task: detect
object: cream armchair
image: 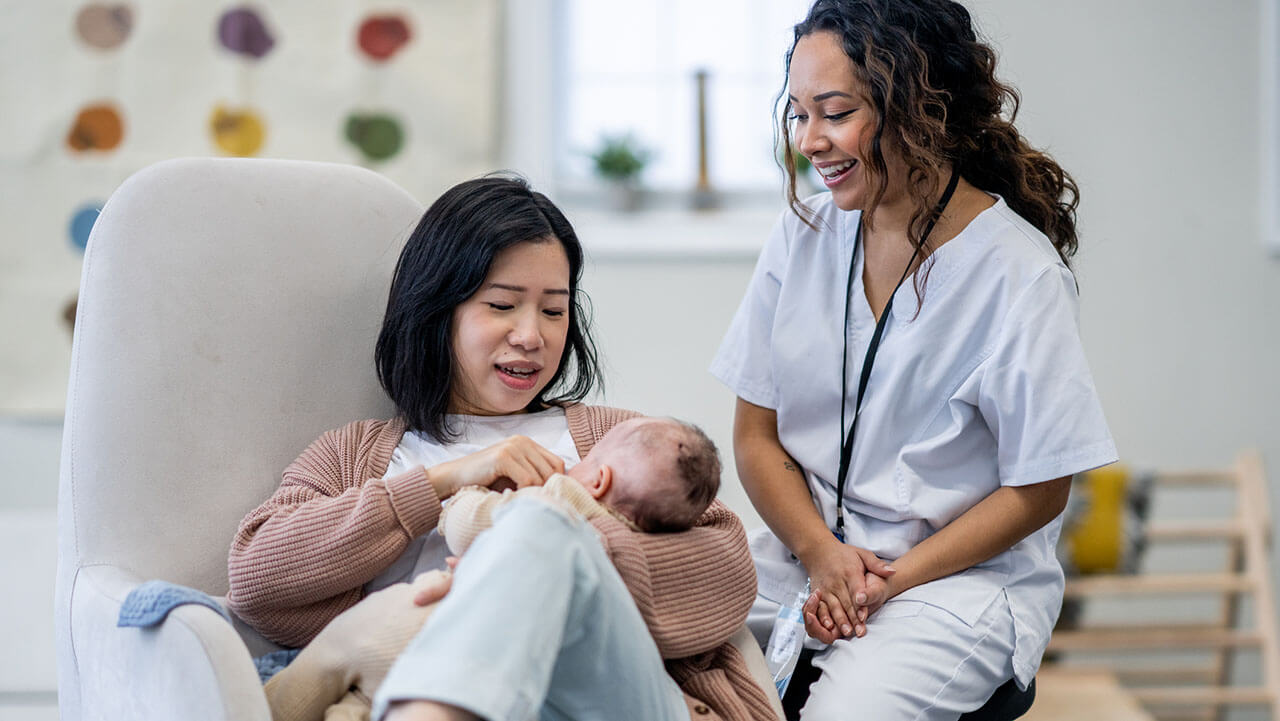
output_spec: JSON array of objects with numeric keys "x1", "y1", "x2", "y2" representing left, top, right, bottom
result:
[
  {"x1": 55, "y1": 158, "x2": 420, "y2": 720},
  {"x1": 55, "y1": 157, "x2": 784, "y2": 721}
]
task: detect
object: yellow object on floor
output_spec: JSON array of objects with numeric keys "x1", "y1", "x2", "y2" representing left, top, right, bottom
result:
[{"x1": 1065, "y1": 466, "x2": 1128, "y2": 574}]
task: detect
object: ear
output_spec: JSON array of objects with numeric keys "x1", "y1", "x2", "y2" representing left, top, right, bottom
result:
[{"x1": 587, "y1": 464, "x2": 613, "y2": 501}]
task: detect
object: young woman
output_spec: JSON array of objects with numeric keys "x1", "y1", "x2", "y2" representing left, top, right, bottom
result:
[
  {"x1": 228, "y1": 176, "x2": 772, "y2": 721},
  {"x1": 710, "y1": 1, "x2": 1117, "y2": 718}
]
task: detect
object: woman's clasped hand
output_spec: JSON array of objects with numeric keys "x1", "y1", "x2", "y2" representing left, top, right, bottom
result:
[{"x1": 800, "y1": 540, "x2": 895, "y2": 641}]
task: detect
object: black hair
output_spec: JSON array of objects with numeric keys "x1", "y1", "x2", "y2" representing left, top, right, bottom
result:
[{"x1": 375, "y1": 174, "x2": 601, "y2": 441}]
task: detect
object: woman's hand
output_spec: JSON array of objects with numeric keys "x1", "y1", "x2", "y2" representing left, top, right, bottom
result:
[
  {"x1": 859, "y1": 571, "x2": 891, "y2": 619},
  {"x1": 426, "y1": 435, "x2": 565, "y2": 499},
  {"x1": 798, "y1": 538, "x2": 895, "y2": 640},
  {"x1": 802, "y1": 591, "x2": 840, "y2": 644}
]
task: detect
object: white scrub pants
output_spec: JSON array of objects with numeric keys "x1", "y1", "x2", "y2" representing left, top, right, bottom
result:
[
  {"x1": 749, "y1": 593, "x2": 1017, "y2": 721},
  {"x1": 372, "y1": 499, "x2": 689, "y2": 721}
]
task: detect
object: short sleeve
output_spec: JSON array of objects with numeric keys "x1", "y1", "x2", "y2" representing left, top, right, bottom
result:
[
  {"x1": 709, "y1": 212, "x2": 791, "y2": 409},
  {"x1": 977, "y1": 266, "x2": 1118, "y2": 486}
]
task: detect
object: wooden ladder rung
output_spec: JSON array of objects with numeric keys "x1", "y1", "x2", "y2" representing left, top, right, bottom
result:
[
  {"x1": 1045, "y1": 662, "x2": 1221, "y2": 686},
  {"x1": 1130, "y1": 685, "x2": 1274, "y2": 706},
  {"x1": 1152, "y1": 471, "x2": 1239, "y2": 487},
  {"x1": 1149, "y1": 710, "x2": 1217, "y2": 721},
  {"x1": 1146, "y1": 520, "x2": 1245, "y2": 542},
  {"x1": 1064, "y1": 573, "x2": 1253, "y2": 596},
  {"x1": 1111, "y1": 665, "x2": 1220, "y2": 685},
  {"x1": 1049, "y1": 625, "x2": 1263, "y2": 650}
]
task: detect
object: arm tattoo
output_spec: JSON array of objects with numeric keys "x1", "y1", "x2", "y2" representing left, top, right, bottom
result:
[{"x1": 783, "y1": 461, "x2": 798, "y2": 472}]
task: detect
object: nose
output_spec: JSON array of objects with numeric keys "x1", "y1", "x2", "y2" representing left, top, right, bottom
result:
[
  {"x1": 795, "y1": 119, "x2": 827, "y2": 158},
  {"x1": 507, "y1": 309, "x2": 543, "y2": 350}
]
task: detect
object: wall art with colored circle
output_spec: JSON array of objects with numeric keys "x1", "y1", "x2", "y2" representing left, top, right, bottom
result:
[{"x1": 0, "y1": 0, "x2": 500, "y2": 415}]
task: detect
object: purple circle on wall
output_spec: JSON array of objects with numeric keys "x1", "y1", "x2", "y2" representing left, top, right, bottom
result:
[{"x1": 218, "y1": 7, "x2": 274, "y2": 59}]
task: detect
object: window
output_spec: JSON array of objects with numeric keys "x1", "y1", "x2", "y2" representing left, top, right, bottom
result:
[{"x1": 556, "y1": 0, "x2": 812, "y2": 194}]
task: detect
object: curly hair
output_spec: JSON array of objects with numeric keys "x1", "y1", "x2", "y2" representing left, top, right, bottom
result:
[{"x1": 779, "y1": 0, "x2": 1080, "y2": 284}]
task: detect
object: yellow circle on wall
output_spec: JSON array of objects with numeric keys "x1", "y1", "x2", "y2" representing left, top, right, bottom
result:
[{"x1": 209, "y1": 105, "x2": 265, "y2": 157}]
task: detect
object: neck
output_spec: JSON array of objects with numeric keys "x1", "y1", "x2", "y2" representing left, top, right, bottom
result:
[{"x1": 864, "y1": 169, "x2": 980, "y2": 251}]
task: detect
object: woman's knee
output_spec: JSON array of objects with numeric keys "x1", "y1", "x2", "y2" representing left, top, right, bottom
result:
[{"x1": 800, "y1": 651, "x2": 930, "y2": 721}]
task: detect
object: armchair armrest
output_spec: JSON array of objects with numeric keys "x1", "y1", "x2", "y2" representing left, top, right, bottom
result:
[
  {"x1": 64, "y1": 564, "x2": 270, "y2": 721},
  {"x1": 728, "y1": 624, "x2": 786, "y2": 721}
]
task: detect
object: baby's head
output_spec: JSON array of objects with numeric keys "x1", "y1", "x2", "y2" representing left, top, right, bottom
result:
[{"x1": 567, "y1": 417, "x2": 720, "y2": 533}]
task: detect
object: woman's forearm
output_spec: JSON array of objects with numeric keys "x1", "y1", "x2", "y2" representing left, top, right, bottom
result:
[
  {"x1": 227, "y1": 429, "x2": 444, "y2": 646},
  {"x1": 733, "y1": 398, "x2": 833, "y2": 565},
  {"x1": 884, "y1": 476, "x2": 1071, "y2": 599}
]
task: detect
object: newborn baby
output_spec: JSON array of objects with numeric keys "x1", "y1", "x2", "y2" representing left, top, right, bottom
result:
[
  {"x1": 441, "y1": 415, "x2": 721, "y2": 554},
  {"x1": 264, "y1": 416, "x2": 721, "y2": 721}
]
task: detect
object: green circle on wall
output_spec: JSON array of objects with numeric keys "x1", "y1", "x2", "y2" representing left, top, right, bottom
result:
[{"x1": 344, "y1": 114, "x2": 403, "y2": 162}]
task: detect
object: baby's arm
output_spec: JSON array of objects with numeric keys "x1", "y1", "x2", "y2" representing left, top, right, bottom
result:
[
  {"x1": 440, "y1": 475, "x2": 608, "y2": 556},
  {"x1": 437, "y1": 485, "x2": 524, "y2": 556}
]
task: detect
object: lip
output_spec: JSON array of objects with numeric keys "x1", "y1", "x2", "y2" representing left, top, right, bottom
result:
[
  {"x1": 815, "y1": 159, "x2": 857, "y2": 188},
  {"x1": 494, "y1": 361, "x2": 541, "y2": 391}
]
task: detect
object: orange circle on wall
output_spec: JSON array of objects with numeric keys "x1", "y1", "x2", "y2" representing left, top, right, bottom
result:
[{"x1": 66, "y1": 103, "x2": 124, "y2": 152}]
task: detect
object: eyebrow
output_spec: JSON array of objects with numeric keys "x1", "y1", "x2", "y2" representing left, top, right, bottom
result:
[
  {"x1": 486, "y1": 283, "x2": 570, "y2": 296},
  {"x1": 788, "y1": 91, "x2": 855, "y2": 103}
]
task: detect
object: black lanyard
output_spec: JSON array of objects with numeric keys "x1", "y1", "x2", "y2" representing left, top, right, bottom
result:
[{"x1": 834, "y1": 169, "x2": 959, "y2": 542}]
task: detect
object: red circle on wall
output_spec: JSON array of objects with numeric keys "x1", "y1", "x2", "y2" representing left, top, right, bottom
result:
[{"x1": 357, "y1": 15, "x2": 411, "y2": 61}]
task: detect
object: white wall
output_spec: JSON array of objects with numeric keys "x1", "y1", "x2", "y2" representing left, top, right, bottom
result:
[{"x1": 968, "y1": 0, "x2": 1280, "y2": 472}]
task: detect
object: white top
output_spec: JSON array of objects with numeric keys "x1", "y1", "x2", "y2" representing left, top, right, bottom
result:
[
  {"x1": 363, "y1": 407, "x2": 582, "y2": 593},
  {"x1": 709, "y1": 193, "x2": 1117, "y2": 685}
]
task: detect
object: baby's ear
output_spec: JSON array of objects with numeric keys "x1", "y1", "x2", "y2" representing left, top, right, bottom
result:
[{"x1": 590, "y1": 464, "x2": 614, "y2": 500}]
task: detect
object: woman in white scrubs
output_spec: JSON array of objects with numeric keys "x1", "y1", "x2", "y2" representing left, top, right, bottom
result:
[{"x1": 710, "y1": 1, "x2": 1118, "y2": 718}]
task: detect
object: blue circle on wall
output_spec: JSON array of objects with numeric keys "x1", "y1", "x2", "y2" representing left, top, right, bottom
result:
[{"x1": 69, "y1": 203, "x2": 103, "y2": 251}]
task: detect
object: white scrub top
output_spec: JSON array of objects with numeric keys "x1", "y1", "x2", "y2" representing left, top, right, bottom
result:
[
  {"x1": 710, "y1": 193, "x2": 1117, "y2": 685},
  {"x1": 363, "y1": 407, "x2": 582, "y2": 594}
]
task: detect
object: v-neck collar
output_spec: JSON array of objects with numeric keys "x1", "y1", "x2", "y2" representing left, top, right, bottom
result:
[{"x1": 842, "y1": 195, "x2": 1005, "y2": 328}]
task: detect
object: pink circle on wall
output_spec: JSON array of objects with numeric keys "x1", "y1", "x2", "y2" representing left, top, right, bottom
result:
[{"x1": 75, "y1": 4, "x2": 134, "y2": 50}]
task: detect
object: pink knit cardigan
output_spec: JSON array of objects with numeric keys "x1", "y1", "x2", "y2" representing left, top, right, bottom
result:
[{"x1": 227, "y1": 404, "x2": 775, "y2": 721}]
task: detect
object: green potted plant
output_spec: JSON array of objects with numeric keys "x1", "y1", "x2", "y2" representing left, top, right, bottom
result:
[
  {"x1": 782, "y1": 146, "x2": 822, "y2": 196},
  {"x1": 591, "y1": 133, "x2": 653, "y2": 211}
]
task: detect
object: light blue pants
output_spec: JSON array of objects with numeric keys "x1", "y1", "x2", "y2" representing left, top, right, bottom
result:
[{"x1": 372, "y1": 499, "x2": 689, "y2": 721}]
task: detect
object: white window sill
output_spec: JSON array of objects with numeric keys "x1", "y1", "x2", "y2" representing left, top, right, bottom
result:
[{"x1": 567, "y1": 204, "x2": 781, "y2": 261}]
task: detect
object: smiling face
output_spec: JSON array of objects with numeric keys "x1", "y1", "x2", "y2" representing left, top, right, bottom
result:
[
  {"x1": 448, "y1": 239, "x2": 571, "y2": 416},
  {"x1": 787, "y1": 30, "x2": 908, "y2": 212}
]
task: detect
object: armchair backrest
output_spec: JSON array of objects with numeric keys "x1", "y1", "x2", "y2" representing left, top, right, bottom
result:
[{"x1": 56, "y1": 158, "x2": 422, "y2": 703}]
